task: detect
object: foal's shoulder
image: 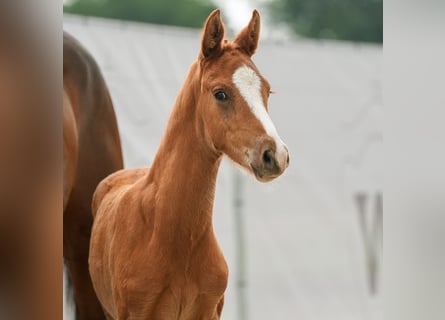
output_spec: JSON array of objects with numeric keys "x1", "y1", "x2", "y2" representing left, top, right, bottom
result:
[{"x1": 92, "y1": 168, "x2": 149, "y2": 216}]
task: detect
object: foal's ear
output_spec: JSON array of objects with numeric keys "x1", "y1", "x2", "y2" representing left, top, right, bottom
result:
[
  {"x1": 201, "y1": 9, "x2": 225, "y2": 59},
  {"x1": 234, "y1": 10, "x2": 261, "y2": 57}
]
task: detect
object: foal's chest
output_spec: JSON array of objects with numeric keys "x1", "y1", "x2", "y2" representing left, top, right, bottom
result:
[
  {"x1": 117, "y1": 238, "x2": 229, "y2": 319},
  {"x1": 164, "y1": 267, "x2": 228, "y2": 319},
  {"x1": 121, "y1": 265, "x2": 228, "y2": 319}
]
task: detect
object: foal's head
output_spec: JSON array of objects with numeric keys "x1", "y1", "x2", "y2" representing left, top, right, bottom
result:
[{"x1": 196, "y1": 9, "x2": 289, "y2": 182}]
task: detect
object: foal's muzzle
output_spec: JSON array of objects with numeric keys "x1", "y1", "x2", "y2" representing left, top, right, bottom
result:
[{"x1": 250, "y1": 138, "x2": 289, "y2": 182}]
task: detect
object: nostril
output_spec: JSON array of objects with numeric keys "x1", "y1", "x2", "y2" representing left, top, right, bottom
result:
[{"x1": 262, "y1": 149, "x2": 274, "y2": 169}]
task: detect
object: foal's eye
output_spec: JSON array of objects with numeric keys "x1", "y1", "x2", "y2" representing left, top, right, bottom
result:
[{"x1": 214, "y1": 90, "x2": 227, "y2": 101}]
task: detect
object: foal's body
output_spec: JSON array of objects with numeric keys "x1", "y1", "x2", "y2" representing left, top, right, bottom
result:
[
  {"x1": 91, "y1": 63, "x2": 227, "y2": 320},
  {"x1": 90, "y1": 10, "x2": 288, "y2": 320}
]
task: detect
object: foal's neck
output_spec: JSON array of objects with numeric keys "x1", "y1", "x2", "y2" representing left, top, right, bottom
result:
[{"x1": 146, "y1": 63, "x2": 221, "y2": 248}]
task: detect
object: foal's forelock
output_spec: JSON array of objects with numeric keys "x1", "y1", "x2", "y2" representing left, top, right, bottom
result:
[{"x1": 232, "y1": 64, "x2": 287, "y2": 154}]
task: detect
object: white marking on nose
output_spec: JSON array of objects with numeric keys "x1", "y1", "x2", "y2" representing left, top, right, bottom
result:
[{"x1": 232, "y1": 65, "x2": 288, "y2": 157}]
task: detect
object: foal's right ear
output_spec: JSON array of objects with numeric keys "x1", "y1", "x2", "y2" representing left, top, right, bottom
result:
[{"x1": 200, "y1": 9, "x2": 225, "y2": 59}]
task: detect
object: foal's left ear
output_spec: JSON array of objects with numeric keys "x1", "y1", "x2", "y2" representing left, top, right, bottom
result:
[
  {"x1": 201, "y1": 9, "x2": 225, "y2": 59},
  {"x1": 234, "y1": 10, "x2": 261, "y2": 57}
]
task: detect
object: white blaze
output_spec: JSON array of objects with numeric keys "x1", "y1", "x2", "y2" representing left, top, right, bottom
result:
[{"x1": 232, "y1": 65, "x2": 287, "y2": 155}]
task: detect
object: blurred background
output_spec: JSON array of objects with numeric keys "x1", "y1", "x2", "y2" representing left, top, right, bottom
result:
[{"x1": 63, "y1": 0, "x2": 382, "y2": 319}]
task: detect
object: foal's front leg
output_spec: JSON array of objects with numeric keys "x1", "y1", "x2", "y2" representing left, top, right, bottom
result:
[
  {"x1": 196, "y1": 295, "x2": 225, "y2": 320},
  {"x1": 216, "y1": 295, "x2": 225, "y2": 318}
]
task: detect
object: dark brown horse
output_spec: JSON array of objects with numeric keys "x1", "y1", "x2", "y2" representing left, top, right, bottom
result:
[{"x1": 63, "y1": 31, "x2": 123, "y2": 320}]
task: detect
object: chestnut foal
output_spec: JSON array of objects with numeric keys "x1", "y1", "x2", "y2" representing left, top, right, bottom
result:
[{"x1": 89, "y1": 10, "x2": 289, "y2": 320}]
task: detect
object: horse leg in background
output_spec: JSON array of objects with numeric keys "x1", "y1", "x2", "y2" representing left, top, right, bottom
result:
[
  {"x1": 64, "y1": 203, "x2": 105, "y2": 320},
  {"x1": 62, "y1": 107, "x2": 123, "y2": 320},
  {"x1": 63, "y1": 118, "x2": 122, "y2": 320}
]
